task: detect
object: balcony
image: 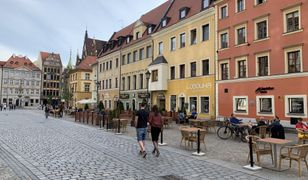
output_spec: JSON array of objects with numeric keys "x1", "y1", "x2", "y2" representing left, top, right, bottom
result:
[{"x1": 148, "y1": 56, "x2": 168, "y2": 91}]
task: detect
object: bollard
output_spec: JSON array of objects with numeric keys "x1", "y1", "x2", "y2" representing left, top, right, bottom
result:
[
  {"x1": 106, "y1": 115, "x2": 109, "y2": 130},
  {"x1": 99, "y1": 114, "x2": 102, "y2": 129},
  {"x1": 249, "y1": 136, "x2": 254, "y2": 167},
  {"x1": 75, "y1": 112, "x2": 77, "y2": 122},
  {"x1": 197, "y1": 129, "x2": 200, "y2": 154},
  {"x1": 102, "y1": 114, "x2": 105, "y2": 128},
  {"x1": 118, "y1": 119, "x2": 121, "y2": 133},
  {"x1": 158, "y1": 129, "x2": 167, "y2": 146}
]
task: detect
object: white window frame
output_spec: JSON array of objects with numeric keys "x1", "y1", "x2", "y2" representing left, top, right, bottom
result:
[
  {"x1": 218, "y1": 59, "x2": 230, "y2": 80},
  {"x1": 255, "y1": 51, "x2": 270, "y2": 76},
  {"x1": 256, "y1": 95, "x2": 275, "y2": 116},
  {"x1": 283, "y1": 5, "x2": 302, "y2": 34},
  {"x1": 188, "y1": 96, "x2": 198, "y2": 113},
  {"x1": 285, "y1": 95, "x2": 307, "y2": 118},
  {"x1": 170, "y1": 37, "x2": 176, "y2": 51},
  {"x1": 254, "y1": 15, "x2": 269, "y2": 41},
  {"x1": 200, "y1": 96, "x2": 210, "y2": 114},
  {"x1": 220, "y1": 4, "x2": 228, "y2": 19},
  {"x1": 235, "y1": 23, "x2": 247, "y2": 46},
  {"x1": 235, "y1": 0, "x2": 245, "y2": 13},
  {"x1": 219, "y1": 29, "x2": 229, "y2": 49},
  {"x1": 190, "y1": 28, "x2": 197, "y2": 45},
  {"x1": 179, "y1": 32, "x2": 186, "y2": 48},
  {"x1": 235, "y1": 56, "x2": 248, "y2": 78},
  {"x1": 233, "y1": 96, "x2": 248, "y2": 115},
  {"x1": 170, "y1": 95, "x2": 177, "y2": 112},
  {"x1": 158, "y1": 42, "x2": 164, "y2": 55},
  {"x1": 284, "y1": 45, "x2": 303, "y2": 73}
]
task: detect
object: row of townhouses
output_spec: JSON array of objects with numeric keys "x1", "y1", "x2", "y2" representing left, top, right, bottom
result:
[
  {"x1": 0, "y1": 52, "x2": 63, "y2": 107},
  {"x1": 73, "y1": 0, "x2": 307, "y2": 126}
]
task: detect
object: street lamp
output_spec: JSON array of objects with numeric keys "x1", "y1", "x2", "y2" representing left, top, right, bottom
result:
[
  {"x1": 95, "y1": 80, "x2": 101, "y2": 111},
  {"x1": 145, "y1": 70, "x2": 151, "y2": 110}
]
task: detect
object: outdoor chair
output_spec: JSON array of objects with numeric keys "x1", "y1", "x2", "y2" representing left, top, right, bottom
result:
[
  {"x1": 257, "y1": 125, "x2": 268, "y2": 139},
  {"x1": 188, "y1": 130, "x2": 207, "y2": 151},
  {"x1": 121, "y1": 120, "x2": 128, "y2": 132},
  {"x1": 296, "y1": 129, "x2": 308, "y2": 144},
  {"x1": 279, "y1": 144, "x2": 308, "y2": 177},
  {"x1": 180, "y1": 127, "x2": 192, "y2": 148},
  {"x1": 245, "y1": 135, "x2": 273, "y2": 166}
]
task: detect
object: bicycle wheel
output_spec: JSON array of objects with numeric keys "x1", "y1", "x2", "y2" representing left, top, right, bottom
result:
[
  {"x1": 217, "y1": 126, "x2": 233, "y2": 140},
  {"x1": 240, "y1": 128, "x2": 248, "y2": 142}
]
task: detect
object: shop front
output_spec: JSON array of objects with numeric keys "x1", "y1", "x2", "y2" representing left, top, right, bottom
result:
[{"x1": 119, "y1": 91, "x2": 149, "y2": 111}]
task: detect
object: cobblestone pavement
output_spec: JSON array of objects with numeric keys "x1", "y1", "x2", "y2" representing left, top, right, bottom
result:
[{"x1": 0, "y1": 110, "x2": 306, "y2": 180}]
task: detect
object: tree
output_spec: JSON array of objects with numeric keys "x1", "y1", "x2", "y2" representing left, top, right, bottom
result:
[
  {"x1": 84, "y1": 103, "x2": 89, "y2": 110},
  {"x1": 98, "y1": 101, "x2": 104, "y2": 112},
  {"x1": 61, "y1": 88, "x2": 73, "y2": 108}
]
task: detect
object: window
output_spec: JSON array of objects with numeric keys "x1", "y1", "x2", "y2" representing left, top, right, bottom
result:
[
  {"x1": 202, "y1": 24, "x2": 209, "y2": 41},
  {"x1": 257, "y1": 96, "x2": 274, "y2": 115},
  {"x1": 220, "y1": 62, "x2": 229, "y2": 80},
  {"x1": 158, "y1": 42, "x2": 163, "y2": 55},
  {"x1": 256, "y1": 54, "x2": 269, "y2": 76},
  {"x1": 102, "y1": 80, "x2": 105, "y2": 89},
  {"x1": 106, "y1": 62, "x2": 108, "y2": 70},
  {"x1": 233, "y1": 96, "x2": 248, "y2": 114},
  {"x1": 139, "y1": 74, "x2": 143, "y2": 89},
  {"x1": 255, "y1": 0, "x2": 265, "y2": 5},
  {"x1": 201, "y1": 97, "x2": 209, "y2": 113},
  {"x1": 180, "y1": 33, "x2": 186, "y2": 48},
  {"x1": 285, "y1": 46, "x2": 302, "y2": 73},
  {"x1": 220, "y1": 32, "x2": 228, "y2": 49},
  {"x1": 170, "y1": 66, "x2": 175, "y2": 80},
  {"x1": 190, "y1": 62, "x2": 196, "y2": 77},
  {"x1": 189, "y1": 97, "x2": 197, "y2": 112},
  {"x1": 103, "y1": 63, "x2": 105, "y2": 71},
  {"x1": 236, "y1": 0, "x2": 245, "y2": 13},
  {"x1": 190, "y1": 29, "x2": 197, "y2": 45},
  {"x1": 122, "y1": 55, "x2": 126, "y2": 65},
  {"x1": 220, "y1": 5, "x2": 228, "y2": 19},
  {"x1": 109, "y1": 60, "x2": 112, "y2": 69},
  {"x1": 85, "y1": 73, "x2": 90, "y2": 80},
  {"x1": 152, "y1": 70, "x2": 158, "y2": 82},
  {"x1": 146, "y1": 46, "x2": 152, "y2": 58},
  {"x1": 202, "y1": 59, "x2": 209, "y2": 76},
  {"x1": 99, "y1": 64, "x2": 102, "y2": 72},
  {"x1": 109, "y1": 79, "x2": 112, "y2": 89},
  {"x1": 148, "y1": 26, "x2": 153, "y2": 34},
  {"x1": 84, "y1": 84, "x2": 90, "y2": 92},
  {"x1": 105, "y1": 80, "x2": 108, "y2": 89},
  {"x1": 203, "y1": 0, "x2": 210, "y2": 9},
  {"x1": 170, "y1": 37, "x2": 176, "y2": 51},
  {"x1": 237, "y1": 59, "x2": 247, "y2": 78},
  {"x1": 139, "y1": 48, "x2": 144, "y2": 60},
  {"x1": 256, "y1": 20, "x2": 267, "y2": 40},
  {"x1": 180, "y1": 9, "x2": 187, "y2": 19},
  {"x1": 285, "y1": 95, "x2": 307, "y2": 117},
  {"x1": 133, "y1": 51, "x2": 137, "y2": 62},
  {"x1": 127, "y1": 53, "x2": 131, "y2": 64},
  {"x1": 116, "y1": 58, "x2": 119, "y2": 68},
  {"x1": 236, "y1": 26, "x2": 246, "y2": 45},
  {"x1": 286, "y1": 11, "x2": 299, "y2": 33},
  {"x1": 127, "y1": 76, "x2": 131, "y2": 90},
  {"x1": 162, "y1": 19, "x2": 167, "y2": 27},
  {"x1": 133, "y1": 75, "x2": 137, "y2": 90},
  {"x1": 180, "y1": 64, "x2": 185, "y2": 79},
  {"x1": 136, "y1": 32, "x2": 140, "y2": 40},
  {"x1": 170, "y1": 95, "x2": 176, "y2": 111},
  {"x1": 115, "y1": 78, "x2": 118, "y2": 88},
  {"x1": 121, "y1": 77, "x2": 125, "y2": 91}
]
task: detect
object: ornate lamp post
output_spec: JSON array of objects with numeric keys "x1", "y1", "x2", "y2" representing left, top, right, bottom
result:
[{"x1": 145, "y1": 70, "x2": 151, "y2": 110}]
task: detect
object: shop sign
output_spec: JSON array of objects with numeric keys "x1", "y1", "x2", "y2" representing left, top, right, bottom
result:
[
  {"x1": 255, "y1": 87, "x2": 274, "y2": 94},
  {"x1": 120, "y1": 93, "x2": 129, "y2": 99},
  {"x1": 138, "y1": 92, "x2": 149, "y2": 98},
  {"x1": 187, "y1": 83, "x2": 212, "y2": 90},
  {"x1": 157, "y1": 93, "x2": 165, "y2": 100}
]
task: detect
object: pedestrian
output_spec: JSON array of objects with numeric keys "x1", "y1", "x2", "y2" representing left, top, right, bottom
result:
[
  {"x1": 45, "y1": 105, "x2": 50, "y2": 119},
  {"x1": 3, "y1": 104, "x2": 6, "y2": 111},
  {"x1": 148, "y1": 105, "x2": 163, "y2": 157},
  {"x1": 0, "y1": 104, "x2": 2, "y2": 111},
  {"x1": 135, "y1": 102, "x2": 149, "y2": 158}
]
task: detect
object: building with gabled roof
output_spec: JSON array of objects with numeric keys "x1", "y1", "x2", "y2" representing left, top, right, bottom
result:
[
  {"x1": 1, "y1": 55, "x2": 41, "y2": 107},
  {"x1": 35, "y1": 51, "x2": 63, "y2": 106}
]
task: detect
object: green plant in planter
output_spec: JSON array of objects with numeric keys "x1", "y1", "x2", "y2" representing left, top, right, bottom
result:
[
  {"x1": 98, "y1": 101, "x2": 104, "y2": 113},
  {"x1": 84, "y1": 103, "x2": 89, "y2": 110}
]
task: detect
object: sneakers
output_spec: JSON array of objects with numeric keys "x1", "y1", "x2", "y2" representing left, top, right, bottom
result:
[
  {"x1": 152, "y1": 148, "x2": 156, "y2": 154},
  {"x1": 142, "y1": 151, "x2": 147, "y2": 158},
  {"x1": 156, "y1": 151, "x2": 160, "y2": 157}
]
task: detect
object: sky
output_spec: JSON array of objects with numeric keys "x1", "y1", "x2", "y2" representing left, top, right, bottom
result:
[{"x1": 0, "y1": 0, "x2": 166, "y2": 67}]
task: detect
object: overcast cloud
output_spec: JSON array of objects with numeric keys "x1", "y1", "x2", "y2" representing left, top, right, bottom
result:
[{"x1": 0, "y1": 0, "x2": 166, "y2": 66}]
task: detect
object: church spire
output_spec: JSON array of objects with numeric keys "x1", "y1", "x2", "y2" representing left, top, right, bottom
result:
[{"x1": 67, "y1": 49, "x2": 73, "y2": 69}]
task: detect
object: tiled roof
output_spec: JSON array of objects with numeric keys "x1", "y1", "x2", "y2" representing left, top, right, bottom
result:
[
  {"x1": 76, "y1": 56, "x2": 96, "y2": 70},
  {"x1": 156, "y1": 0, "x2": 213, "y2": 32},
  {"x1": 149, "y1": 56, "x2": 168, "y2": 66},
  {"x1": 0, "y1": 61, "x2": 6, "y2": 66},
  {"x1": 98, "y1": 0, "x2": 171, "y2": 57},
  {"x1": 40, "y1": 51, "x2": 61, "y2": 62},
  {"x1": 84, "y1": 37, "x2": 106, "y2": 57},
  {"x1": 3, "y1": 55, "x2": 40, "y2": 71}
]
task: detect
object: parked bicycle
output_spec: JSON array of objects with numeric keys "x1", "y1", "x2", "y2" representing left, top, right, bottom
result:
[{"x1": 217, "y1": 119, "x2": 250, "y2": 142}]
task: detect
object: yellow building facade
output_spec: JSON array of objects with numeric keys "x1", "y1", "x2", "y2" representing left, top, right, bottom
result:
[{"x1": 150, "y1": 5, "x2": 216, "y2": 118}]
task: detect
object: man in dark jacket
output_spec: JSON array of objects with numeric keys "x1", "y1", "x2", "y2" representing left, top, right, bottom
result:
[
  {"x1": 269, "y1": 117, "x2": 285, "y2": 139},
  {"x1": 135, "y1": 103, "x2": 149, "y2": 158}
]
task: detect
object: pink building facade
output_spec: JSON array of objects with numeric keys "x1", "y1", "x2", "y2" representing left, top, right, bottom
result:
[{"x1": 216, "y1": 0, "x2": 308, "y2": 125}]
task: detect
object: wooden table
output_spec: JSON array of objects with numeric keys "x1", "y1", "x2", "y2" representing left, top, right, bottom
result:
[{"x1": 257, "y1": 138, "x2": 292, "y2": 170}]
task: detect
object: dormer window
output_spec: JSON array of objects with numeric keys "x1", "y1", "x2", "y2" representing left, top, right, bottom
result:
[
  {"x1": 126, "y1": 35, "x2": 132, "y2": 44},
  {"x1": 148, "y1": 26, "x2": 153, "y2": 34},
  {"x1": 161, "y1": 17, "x2": 170, "y2": 28},
  {"x1": 136, "y1": 32, "x2": 140, "y2": 40},
  {"x1": 202, "y1": 0, "x2": 210, "y2": 9},
  {"x1": 179, "y1": 7, "x2": 190, "y2": 20},
  {"x1": 117, "y1": 36, "x2": 124, "y2": 46}
]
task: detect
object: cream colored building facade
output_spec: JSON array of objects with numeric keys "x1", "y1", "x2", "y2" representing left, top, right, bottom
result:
[{"x1": 150, "y1": 5, "x2": 216, "y2": 118}]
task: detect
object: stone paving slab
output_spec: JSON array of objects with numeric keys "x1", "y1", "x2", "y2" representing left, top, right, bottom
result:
[{"x1": 0, "y1": 110, "x2": 307, "y2": 179}]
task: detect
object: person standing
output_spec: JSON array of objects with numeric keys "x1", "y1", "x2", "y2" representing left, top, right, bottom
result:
[
  {"x1": 149, "y1": 105, "x2": 163, "y2": 157},
  {"x1": 45, "y1": 105, "x2": 50, "y2": 119},
  {"x1": 135, "y1": 102, "x2": 149, "y2": 158}
]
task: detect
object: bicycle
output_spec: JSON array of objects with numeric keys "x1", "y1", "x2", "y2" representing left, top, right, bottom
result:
[{"x1": 217, "y1": 119, "x2": 250, "y2": 142}]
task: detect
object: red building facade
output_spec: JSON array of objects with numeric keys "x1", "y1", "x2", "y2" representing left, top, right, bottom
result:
[{"x1": 216, "y1": 0, "x2": 308, "y2": 125}]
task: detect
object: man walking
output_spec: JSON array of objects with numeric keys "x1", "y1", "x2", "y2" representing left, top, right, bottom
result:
[{"x1": 135, "y1": 102, "x2": 149, "y2": 158}]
